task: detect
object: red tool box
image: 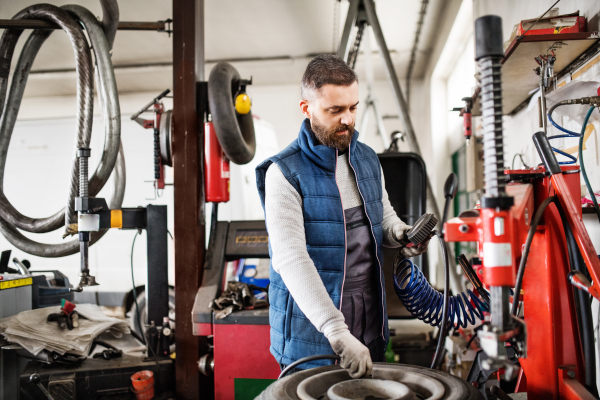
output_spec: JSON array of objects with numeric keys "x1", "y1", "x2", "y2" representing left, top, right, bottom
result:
[{"x1": 517, "y1": 12, "x2": 586, "y2": 36}]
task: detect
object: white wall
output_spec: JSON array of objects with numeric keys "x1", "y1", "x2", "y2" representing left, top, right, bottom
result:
[
  {"x1": 3, "y1": 93, "x2": 176, "y2": 294},
  {"x1": 1, "y1": 77, "x2": 414, "y2": 296}
]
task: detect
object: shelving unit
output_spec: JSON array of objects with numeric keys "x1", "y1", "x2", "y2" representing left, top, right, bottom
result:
[{"x1": 469, "y1": 31, "x2": 600, "y2": 117}]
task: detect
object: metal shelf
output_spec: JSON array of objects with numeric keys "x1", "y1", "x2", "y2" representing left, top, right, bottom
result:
[{"x1": 470, "y1": 31, "x2": 600, "y2": 117}]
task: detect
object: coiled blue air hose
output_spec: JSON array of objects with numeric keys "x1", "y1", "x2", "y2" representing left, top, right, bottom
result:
[
  {"x1": 393, "y1": 257, "x2": 489, "y2": 329},
  {"x1": 547, "y1": 111, "x2": 580, "y2": 164},
  {"x1": 548, "y1": 104, "x2": 600, "y2": 222}
]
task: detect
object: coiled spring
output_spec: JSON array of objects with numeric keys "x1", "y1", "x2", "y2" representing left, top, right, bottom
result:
[
  {"x1": 392, "y1": 257, "x2": 489, "y2": 328},
  {"x1": 79, "y1": 154, "x2": 89, "y2": 198},
  {"x1": 479, "y1": 56, "x2": 506, "y2": 197}
]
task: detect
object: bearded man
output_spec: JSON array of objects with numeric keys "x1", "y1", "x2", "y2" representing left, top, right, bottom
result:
[{"x1": 256, "y1": 54, "x2": 428, "y2": 378}]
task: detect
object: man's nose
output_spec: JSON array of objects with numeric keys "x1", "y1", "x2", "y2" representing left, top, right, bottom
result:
[{"x1": 340, "y1": 110, "x2": 353, "y2": 126}]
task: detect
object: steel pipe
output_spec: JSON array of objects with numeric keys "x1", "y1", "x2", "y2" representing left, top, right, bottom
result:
[
  {"x1": 360, "y1": 0, "x2": 441, "y2": 219},
  {"x1": 0, "y1": 4, "x2": 94, "y2": 236},
  {"x1": 63, "y1": 5, "x2": 122, "y2": 199},
  {"x1": 0, "y1": 19, "x2": 168, "y2": 33},
  {"x1": 0, "y1": 2, "x2": 124, "y2": 257}
]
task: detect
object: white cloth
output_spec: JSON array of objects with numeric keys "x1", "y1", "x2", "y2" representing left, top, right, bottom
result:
[
  {"x1": 0, "y1": 304, "x2": 130, "y2": 356},
  {"x1": 264, "y1": 152, "x2": 406, "y2": 339}
]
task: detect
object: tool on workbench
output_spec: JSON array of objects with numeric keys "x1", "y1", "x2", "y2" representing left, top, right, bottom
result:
[
  {"x1": 92, "y1": 348, "x2": 123, "y2": 360},
  {"x1": 46, "y1": 300, "x2": 80, "y2": 330}
]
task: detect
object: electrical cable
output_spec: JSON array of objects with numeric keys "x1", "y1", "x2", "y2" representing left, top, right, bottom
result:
[
  {"x1": 511, "y1": 153, "x2": 530, "y2": 170},
  {"x1": 130, "y1": 231, "x2": 145, "y2": 345},
  {"x1": 431, "y1": 231, "x2": 450, "y2": 369},
  {"x1": 129, "y1": 230, "x2": 162, "y2": 368},
  {"x1": 129, "y1": 328, "x2": 145, "y2": 346},
  {"x1": 578, "y1": 106, "x2": 600, "y2": 224},
  {"x1": 144, "y1": 325, "x2": 162, "y2": 369},
  {"x1": 278, "y1": 355, "x2": 340, "y2": 379}
]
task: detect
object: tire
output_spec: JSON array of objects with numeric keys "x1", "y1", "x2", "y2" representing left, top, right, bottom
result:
[
  {"x1": 127, "y1": 288, "x2": 175, "y2": 336},
  {"x1": 208, "y1": 61, "x2": 256, "y2": 165},
  {"x1": 257, "y1": 363, "x2": 484, "y2": 400}
]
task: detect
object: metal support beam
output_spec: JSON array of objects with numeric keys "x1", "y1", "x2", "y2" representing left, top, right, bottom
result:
[
  {"x1": 146, "y1": 205, "x2": 169, "y2": 328},
  {"x1": 195, "y1": 0, "x2": 205, "y2": 82},
  {"x1": 337, "y1": 0, "x2": 359, "y2": 61},
  {"x1": 340, "y1": 0, "x2": 440, "y2": 218},
  {"x1": 172, "y1": 0, "x2": 205, "y2": 397}
]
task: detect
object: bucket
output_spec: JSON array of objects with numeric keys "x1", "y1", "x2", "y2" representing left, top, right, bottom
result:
[{"x1": 131, "y1": 370, "x2": 154, "y2": 400}]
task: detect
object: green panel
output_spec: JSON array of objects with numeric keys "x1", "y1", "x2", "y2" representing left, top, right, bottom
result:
[
  {"x1": 451, "y1": 145, "x2": 477, "y2": 258},
  {"x1": 234, "y1": 378, "x2": 277, "y2": 400}
]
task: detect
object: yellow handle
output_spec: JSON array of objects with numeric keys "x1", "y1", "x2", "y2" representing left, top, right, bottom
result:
[{"x1": 235, "y1": 93, "x2": 251, "y2": 114}]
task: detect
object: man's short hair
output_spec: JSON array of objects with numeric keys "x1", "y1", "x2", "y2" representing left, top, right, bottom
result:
[{"x1": 301, "y1": 54, "x2": 358, "y2": 101}]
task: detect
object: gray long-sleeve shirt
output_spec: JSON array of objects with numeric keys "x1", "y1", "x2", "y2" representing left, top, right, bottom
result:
[{"x1": 264, "y1": 152, "x2": 405, "y2": 339}]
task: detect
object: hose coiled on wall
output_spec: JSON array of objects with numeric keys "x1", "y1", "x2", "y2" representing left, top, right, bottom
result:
[
  {"x1": 0, "y1": 1, "x2": 125, "y2": 257},
  {"x1": 393, "y1": 255, "x2": 489, "y2": 328}
]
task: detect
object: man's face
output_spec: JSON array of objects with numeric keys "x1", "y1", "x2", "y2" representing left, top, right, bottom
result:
[{"x1": 300, "y1": 82, "x2": 359, "y2": 151}]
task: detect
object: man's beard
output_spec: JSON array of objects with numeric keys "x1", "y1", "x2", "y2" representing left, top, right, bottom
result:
[{"x1": 311, "y1": 116, "x2": 354, "y2": 151}]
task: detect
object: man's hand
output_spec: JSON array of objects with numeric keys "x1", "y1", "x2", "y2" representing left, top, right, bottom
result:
[
  {"x1": 392, "y1": 222, "x2": 411, "y2": 244},
  {"x1": 400, "y1": 238, "x2": 430, "y2": 257},
  {"x1": 328, "y1": 330, "x2": 372, "y2": 378},
  {"x1": 393, "y1": 222, "x2": 430, "y2": 257}
]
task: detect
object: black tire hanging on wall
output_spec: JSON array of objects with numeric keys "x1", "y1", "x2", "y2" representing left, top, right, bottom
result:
[{"x1": 208, "y1": 62, "x2": 256, "y2": 165}]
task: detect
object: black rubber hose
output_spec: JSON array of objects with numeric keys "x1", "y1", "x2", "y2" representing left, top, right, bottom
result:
[
  {"x1": 129, "y1": 328, "x2": 146, "y2": 346},
  {"x1": 89, "y1": 339, "x2": 119, "y2": 355},
  {"x1": 278, "y1": 355, "x2": 340, "y2": 379},
  {"x1": 208, "y1": 62, "x2": 256, "y2": 165},
  {"x1": 511, "y1": 196, "x2": 556, "y2": 317},
  {"x1": 0, "y1": 4, "x2": 94, "y2": 234},
  {"x1": 99, "y1": 0, "x2": 119, "y2": 49},
  {"x1": 0, "y1": 3, "x2": 125, "y2": 257},
  {"x1": 554, "y1": 201, "x2": 598, "y2": 397},
  {"x1": 430, "y1": 230, "x2": 450, "y2": 369}
]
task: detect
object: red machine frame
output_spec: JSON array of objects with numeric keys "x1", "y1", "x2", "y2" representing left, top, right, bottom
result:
[{"x1": 445, "y1": 166, "x2": 599, "y2": 400}]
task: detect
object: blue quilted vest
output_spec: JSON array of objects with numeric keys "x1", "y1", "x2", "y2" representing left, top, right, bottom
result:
[{"x1": 256, "y1": 119, "x2": 389, "y2": 369}]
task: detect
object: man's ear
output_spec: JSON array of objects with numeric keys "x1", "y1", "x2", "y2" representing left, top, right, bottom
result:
[{"x1": 299, "y1": 99, "x2": 310, "y2": 118}]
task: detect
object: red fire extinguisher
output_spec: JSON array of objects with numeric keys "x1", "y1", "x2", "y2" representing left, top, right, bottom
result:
[{"x1": 204, "y1": 117, "x2": 230, "y2": 203}]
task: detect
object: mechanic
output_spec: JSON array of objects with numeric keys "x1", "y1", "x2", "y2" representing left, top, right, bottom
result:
[{"x1": 256, "y1": 54, "x2": 428, "y2": 379}]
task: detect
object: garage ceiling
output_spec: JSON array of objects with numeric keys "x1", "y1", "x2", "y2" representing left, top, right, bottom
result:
[{"x1": 0, "y1": 0, "x2": 448, "y2": 97}]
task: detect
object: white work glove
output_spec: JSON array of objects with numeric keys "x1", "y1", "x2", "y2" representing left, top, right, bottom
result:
[
  {"x1": 393, "y1": 222, "x2": 430, "y2": 258},
  {"x1": 328, "y1": 330, "x2": 373, "y2": 378}
]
